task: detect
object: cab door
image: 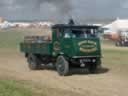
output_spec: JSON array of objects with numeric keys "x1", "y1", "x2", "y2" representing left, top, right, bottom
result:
[{"x1": 52, "y1": 29, "x2": 62, "y2": 56}]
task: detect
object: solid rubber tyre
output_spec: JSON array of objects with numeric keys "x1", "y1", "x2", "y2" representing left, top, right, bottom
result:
[
  {"x1": 56, "y1": 56, "x2": 69, "y2": 76},
  {"x1": 27, "y1": 54, "x2": 40, "y2": 70},
  {"x1": 88, "y1": 63, "x2": 98, "y2": 74}
]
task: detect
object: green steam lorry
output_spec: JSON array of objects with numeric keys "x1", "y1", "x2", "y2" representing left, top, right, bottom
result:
[{"x1": 20, "y1": 23, "x2": 102, "y2": 76}]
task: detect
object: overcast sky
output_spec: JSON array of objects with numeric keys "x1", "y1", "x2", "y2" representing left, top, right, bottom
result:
[{"x1": 0, "y1": 0, "x2": 128, "y2": 22}]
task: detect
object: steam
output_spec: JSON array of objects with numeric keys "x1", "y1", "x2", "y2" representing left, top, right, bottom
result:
[
  {"x1": 10, "y1": 0, "x2": 72, "y2": 22},
  {"x1": 0, "y1": 0, "x2": 128, "y2": 22},
  {"x1": 36, "y1": 0, "x2": 72, "y2": 14},
  {"x1": 36, "y1": 0, "x2": 73, "y2": 22}
]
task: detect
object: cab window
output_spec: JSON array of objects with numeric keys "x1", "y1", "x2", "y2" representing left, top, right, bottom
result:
[
  {"x1": 63, "y1": 29, "x2": 72, "y2": 38},
  {"x1": 71, "y1": 29, "x2": 97, "y2": 38},
  {"x1": 63, "y1": 28, "x2": 98, "y2": 39}
]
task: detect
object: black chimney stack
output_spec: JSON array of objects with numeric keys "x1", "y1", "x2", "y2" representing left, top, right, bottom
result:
[{"x1": 68, "y1": 18, "x2": 75, "y2": 25}]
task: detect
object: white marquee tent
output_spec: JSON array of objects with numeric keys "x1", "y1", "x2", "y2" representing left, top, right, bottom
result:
[{"x1": 103, "y1": 18, "x2": 128, "y2": 34}]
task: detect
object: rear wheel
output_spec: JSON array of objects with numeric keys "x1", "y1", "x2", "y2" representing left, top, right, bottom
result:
[
  {"x1": 56, "y1": 56, "x2": 69, "y2": 76},
  {"x1": 27, "y1": 54, "x2": 40, "y2": 70}
]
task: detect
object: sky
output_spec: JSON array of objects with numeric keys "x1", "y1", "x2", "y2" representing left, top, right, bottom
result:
[{"x1": 0, "y1": 0, "x2": 128, "y2": 22}]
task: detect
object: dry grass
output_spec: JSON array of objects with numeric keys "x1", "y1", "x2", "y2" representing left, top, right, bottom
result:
[{"x1": 0, "y1": 29, "x2": 128, "y2": 96}]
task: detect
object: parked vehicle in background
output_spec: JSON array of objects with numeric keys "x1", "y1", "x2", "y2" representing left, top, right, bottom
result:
[{"x1": 115, "y1": 30, "x2": 128, "y2": 46}]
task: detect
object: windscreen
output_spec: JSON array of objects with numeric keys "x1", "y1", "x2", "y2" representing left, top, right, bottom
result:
[{"x1": 63, "y1": 28, "x2": 98, "y2": 39}]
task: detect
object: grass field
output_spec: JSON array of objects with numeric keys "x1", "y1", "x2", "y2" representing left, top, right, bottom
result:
[
  {"x1": 0, "y1": 30, "x2": 127, "y2": 65},
  {"x1": 0, "y1": 29, "x2": 128, "y2": 71},
  {"x1": 0, "y1": 32, "x2": 24, "y2": 49},
  {"x1": 0, "y1": 29, "x2": 82, "y2": 96},
  {"x1": 0, "y1": 80, "x2": 32, "y2": 96},
  {"x1": 0, "y1": 29, "x2": 128, "y2": 96},
  {"x1": 0, "y1": 28, "x2": 50, "y2": 49},
  {"x1": 101, "y1": 40, "x2": 128, "y2": 65},
  {"x1": 0, "y1": 29, "x2": 35, "y2": 96}
]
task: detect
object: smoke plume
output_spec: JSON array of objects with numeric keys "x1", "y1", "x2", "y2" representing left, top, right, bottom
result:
[
  {"x1": 0, "y1": 0, "x2": 128, "y2": 23},
  {"x1": 36, "y1": 0, "x2": 72, "y2": 14}
]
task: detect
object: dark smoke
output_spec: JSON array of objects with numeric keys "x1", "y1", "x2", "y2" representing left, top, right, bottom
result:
[
  {"x1": 36, "y1": 0, "x2": 72, "y2": 14},
  {"x1": 36, "y1": 0, "x2": 72, "y2": 22},
  {"x1": 13, "y1": 0, "x2": 72, "y2": 22},
  {"x1": 1, "y1": 0, "x2": 128, "y2": 23}
]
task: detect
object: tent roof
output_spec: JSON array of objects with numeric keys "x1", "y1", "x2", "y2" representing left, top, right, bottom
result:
[{"x1": 103, "y1": 19, "x2": 128, "y2": 30}]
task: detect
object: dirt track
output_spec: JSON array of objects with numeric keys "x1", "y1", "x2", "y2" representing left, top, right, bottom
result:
[{"x1": 0, "y1": 49, "x2": 128, "y2": 96}]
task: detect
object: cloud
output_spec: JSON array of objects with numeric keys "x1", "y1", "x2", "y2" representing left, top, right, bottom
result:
[{"x1": 0, "y1": 0, "x2": 127, "y2": 22}]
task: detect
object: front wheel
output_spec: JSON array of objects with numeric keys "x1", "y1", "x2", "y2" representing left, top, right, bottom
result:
[
  {"x1": 56, "y1": 56, "x2": 69, "y2": 76},
  {"x1": 88, "y1": 63, "x2": 98, "y2": 74}
]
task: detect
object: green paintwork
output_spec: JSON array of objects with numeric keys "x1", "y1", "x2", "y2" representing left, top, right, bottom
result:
[
  {"x1": 60, "y1": 38, "x2": 101, "y2": 57},
  {"x1": 20, "y1": 42, "x2": 52, "y2": 55},
  {"x1": 20, "y1": 25, "x2": 102, "y2": 59}
]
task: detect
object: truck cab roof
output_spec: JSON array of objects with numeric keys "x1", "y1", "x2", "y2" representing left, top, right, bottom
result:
[{"x1": 52, "y1": 24, "x2": 100, "y2": 29}]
